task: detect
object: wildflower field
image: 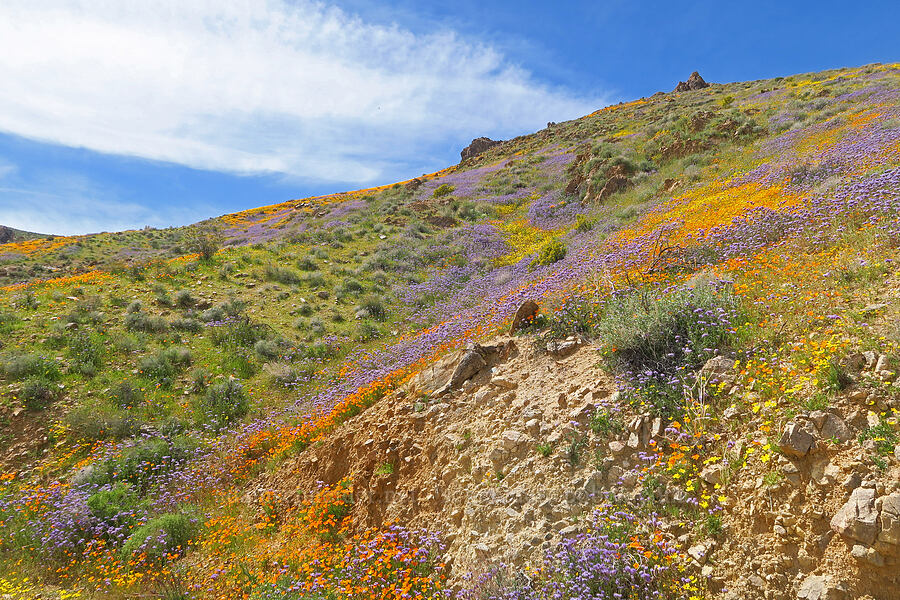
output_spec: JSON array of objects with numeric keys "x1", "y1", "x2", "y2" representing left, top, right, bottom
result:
[{"x1": 2, "y1": 63, "x2": 900, "y2": 598}]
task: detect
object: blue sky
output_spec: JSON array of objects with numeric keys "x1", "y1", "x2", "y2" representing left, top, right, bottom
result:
[{"x1": 0, "y1": 1, "x2": 898, "y2": 235}]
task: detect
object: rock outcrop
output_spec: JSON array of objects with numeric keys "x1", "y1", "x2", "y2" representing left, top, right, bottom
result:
[
  {"x1": 673, "y1": 71, "x2": 710, "y2": 92},
  {"x1": 460, "y1": 137, "x2": 501, "y2": 162},
  {"x1": 509, "y1": 300, "x2": 539, "y2": 334},
  {"x1": 831, "y1": 487, "x2": 879, "y2": 545}
]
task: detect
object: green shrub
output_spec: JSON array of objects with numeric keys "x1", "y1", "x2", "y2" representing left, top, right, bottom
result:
[
  {"x1": 183, "y1": 226, "x2": 223, "y2": 262},
  {"x1": 155, "y1": 290, "x2": 173, "y2": 308},
  {"x1": 303, "y1": 273, "x2": 326, "y2": 288},
  {"x1": 21, "y1": 378, "x2": 58, "y2": 411},
  {"x1": 358, "y1": 295, "x2": 388, "y2": 321},
  {"x1": 189, "y1": 368, "x2": 212, "y2": 393},
  {"x1": 432, "y1": 183, "x2": 455, "y2": 198},
  {"x1": 121, "y1": 512, "x2": 199, "y2": 563},
  {"x1": 174, "y1": 289, "x2": 195, "y2": 308},
  {"x1": 575, "y1": 215, "x2": 595, "y2": 233},
  {"x1": 590, "y1": 407, "x2": 624, "y2": 436},
  {"x1": 200, "y1": 306, "x2": 225, "y2": 323},
  {"x1": 68, "y1": 332, "x2": 103, "y2": 377},
  {"x1": 304, "y1": 341, "x2": 336, "y2": 360},
  {"x1": 594, "y1": 284, "x2": 741, "y2": 416},
  {"x1": 65, "y1": 402, "x2": 141, "y2": 440},
  {"x1": 0, "y1": 311, "x2": 21, "y2": 334},
  {"x1": 197, "y1": 379, "x2": 250, "y2": 431},
  {"x1": 335, "y1": 278, "x2": 365, "y2": 299},
  {"x1": 86, "y1": 483, "x2": 145, "y2": 535},
  {"x1": 111, "y1": 381, "x2": 143, "y2": 408},
  {"x1": 531, "y1": 239, "x2": 567, "y2": 267},
  {"x1": 296, "y1": 256, "x2": 319, "y2": 271},
  {"x1": 254, "y1": 339, "x2": 281, "y2": 360},
  {"x1": 171, "y1": 317, "x2": 202, "y2": 332},
  {"x1": 210, "y1": 317, "x2": 272, "y2": 348},
  {"x1": 0, "y1": 353, "x2": 60, "y2": 381},
  {"x1": 356, "y1": 321, "x2": 382, "y2": 342},
  {"x1": 264, "y1": 265, "x2": 303, "y2": 286},
  {"x1": 125, "y1": 312, "x2": 169, "y2": 333},
  {"x1": 137, "y1": 347, "x2": 191, "y2": 387},
  {"x1": 90, "y1": 437, "x2": 193, "y2": 493}
]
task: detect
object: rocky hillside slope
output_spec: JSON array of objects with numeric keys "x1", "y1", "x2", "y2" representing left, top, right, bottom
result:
[{"x1": 2, "y1": 63, "x2": 900, "y2": 600}]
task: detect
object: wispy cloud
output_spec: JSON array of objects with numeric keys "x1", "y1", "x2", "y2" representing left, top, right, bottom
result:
[
  {"x1": 0, "y1": 173, "x2": 214, "y2": 235},
  {"x1": 0, "y1": 1, "x2": 605, "y2": 185}
]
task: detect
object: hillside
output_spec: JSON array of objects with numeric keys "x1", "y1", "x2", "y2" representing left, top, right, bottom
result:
[{"x1": 1, "y1": 62, "x2": 900, "y2": 600}]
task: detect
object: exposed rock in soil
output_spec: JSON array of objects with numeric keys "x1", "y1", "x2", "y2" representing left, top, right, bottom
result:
[{"x1": 509, "y1": 300, "x2": 539, "y2": 334}]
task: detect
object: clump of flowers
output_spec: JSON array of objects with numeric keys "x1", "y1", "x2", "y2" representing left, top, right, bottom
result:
[{"x1": 461, "y1": 505, "x2": 699, "y2": 600}]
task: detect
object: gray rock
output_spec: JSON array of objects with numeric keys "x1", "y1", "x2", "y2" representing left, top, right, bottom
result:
[
  {"x1": 797, "y1": 574, "x2": 847, "y2": 600},
  {"x1": 851, "y1": 543, "x2": 885, "y2": 566},
  {"x1": 843, "y1": 353, "x2": 866, "y2": 372},
  {"x1": 863, "y1": 350, "x2": 878, "y2": 370},
  {"x1": 700, "y1": 464, "x2": 725, "y2": 486},
  {"x1": 444, "y1": 342, "x2": 513, "y2": 391},
  {"x1": 877, "y1": 493, "x2": 900, "y2": 546},
  {"x1": 608, "y1": 440, "x2": 627, "y2": 455},
  {"x1": 698, "y1": 356, "x2": 736, "y2": 382},
  {"x1": 779, "y1": 421, "x2": 817, "y2": 457},
  {"x1": 819, "y1": 413, "x2": 852, "y2": 442},
  {"x1": 687, "y1": 543, "x2": 709, "y2": 564},
  {"x1": 831, "y1": 486, "x2": 878, "y2": 545},
  {"x1": 501, "y1": 430, "x2": 529, "y2": 452}
]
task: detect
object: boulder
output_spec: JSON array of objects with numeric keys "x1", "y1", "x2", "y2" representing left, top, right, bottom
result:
[
  {"x1": 673, "y1": 71, "x2": 710, "y2": 93},
  {"x1": 501, "y1": 430, "x2": 529, "y2": 452},
  {"x1": 797, "y1": 574, "x2": 847, "y2": 600},
  {"x1": 443, "y1": 341, "x2": 514, "y2": 392},
  {"x1": 460, "y1": 137, "x2": 501, "y2": 162},
  {"x1": 700, "y1": 464, "x2": 725, "y2": 486},
  {"x1": 595, "y1": 174, "x2": 630, "y2": 201},
  {"x1": 877, "y1": 493, "x2": 900, "y2": 547},
  {"x1": 698, "y1": 356, "x2": 736, "y2": 383},
  {"x1": 0, "y1": 225, "x2": 13, "y2": 244},
  {"x1": 509, "y1": 300, "x2": 539, "y2": 334},
  {"x1": 819, "y1": 413, "x2": 852, "y2": 442},
  {"x1": 778, "y1": 421, "x2": 817, "y2": 458},
  {"x1": 830, "y1": 486, "x2": 878, "y2": 545}
]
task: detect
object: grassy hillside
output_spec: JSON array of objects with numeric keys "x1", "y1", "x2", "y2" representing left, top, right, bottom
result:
[{"x1": 1, "y1": 62, "x2": 900, "y2": 599}]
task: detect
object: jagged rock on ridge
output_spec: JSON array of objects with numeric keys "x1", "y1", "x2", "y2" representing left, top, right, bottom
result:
[
  {"x1": 460, "y1": 137, "x2": 501, "y2": 162},
  {"x1": 673, "y1": 71, "x2": 710, "y2": 92}
]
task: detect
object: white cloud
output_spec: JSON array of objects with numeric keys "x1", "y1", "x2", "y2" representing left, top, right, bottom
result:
[
  {"x1": 0, "y1": 1, "x2": 605, "y2": 184},
  {"x1": 0, "y1": 174, "x2": 213, "y2": 235},
  {"x1": 0, "y1": 158, "x2": 17, "y2": 180}
]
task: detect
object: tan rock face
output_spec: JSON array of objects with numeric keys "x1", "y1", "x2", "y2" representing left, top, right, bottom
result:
[
  {"x1": 877, "y1": 493, "x2": 900, "y2": 547},
  {"x1": 831, "y1": 487, "x2": 878, "y2": 545},
  {"x1": 779, "y1": 421, "x2": 817, "y2": 458}
]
